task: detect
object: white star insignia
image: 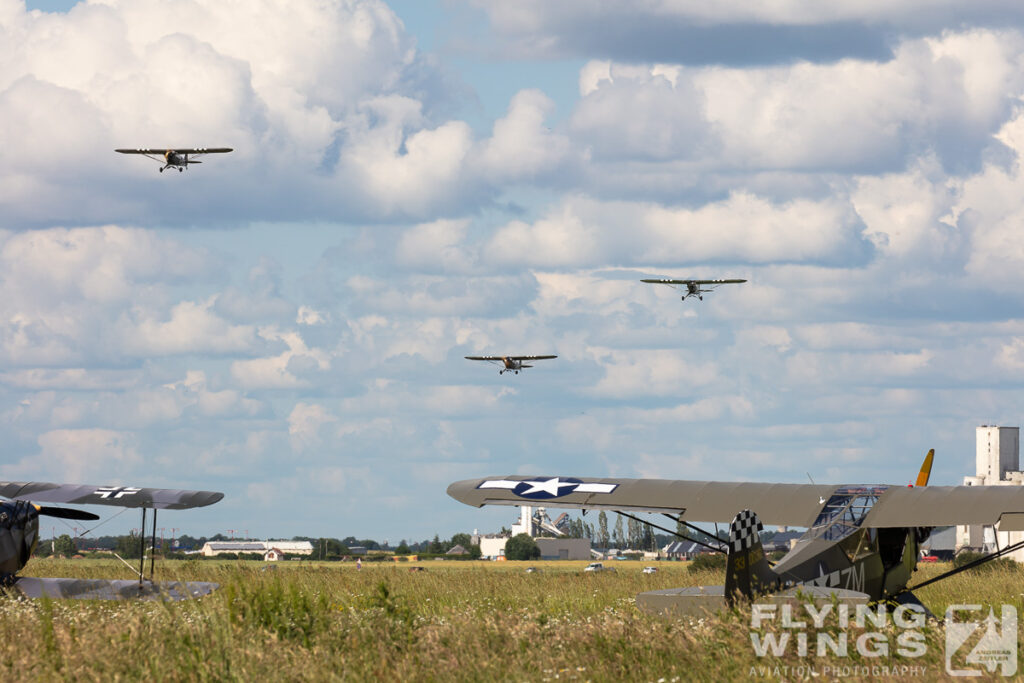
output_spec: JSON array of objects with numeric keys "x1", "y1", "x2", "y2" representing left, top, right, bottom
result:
[{"x1": 520, "y1": 477, "x2": 577, "y2": 496}]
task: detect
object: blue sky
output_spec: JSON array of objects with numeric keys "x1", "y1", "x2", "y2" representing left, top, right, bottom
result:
[{"x1": 7, "y1": 0, "x2": 1024, "y2": 541}]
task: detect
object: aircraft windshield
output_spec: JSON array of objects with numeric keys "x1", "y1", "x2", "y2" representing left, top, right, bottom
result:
[{"x1": 809, "y1": 486, "x2": 888, "y2": 541}]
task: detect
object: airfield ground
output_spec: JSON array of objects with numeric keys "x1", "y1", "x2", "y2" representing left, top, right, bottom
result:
[{"x1": 6, "y1": 558, "x2": 1022, "y2": 681}]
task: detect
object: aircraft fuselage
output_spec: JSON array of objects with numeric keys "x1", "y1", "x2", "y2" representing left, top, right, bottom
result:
[
  {"x1": 771, "y1": 526, "x2": 922, "y2": 601},
  {"x1": 499, "y1": 357, "x2": 533, "y2": 375},
  {"x1": 0, "y1": 500, "x2": 39, "y2": 578}
]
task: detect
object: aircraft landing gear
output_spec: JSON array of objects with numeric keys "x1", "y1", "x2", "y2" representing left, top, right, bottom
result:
[
  {"x1": 514, "y1": 370, "x2": 519, "y2": 375},
  {"x1": 159, "y1": 168, "x2": 164, "y2": 173},
  {"x1": 178, "y1": 167, "x2": 183, "y2": 172},
  {"x1": 699, "y1": 295, "x2": 703, "y2": 301}
]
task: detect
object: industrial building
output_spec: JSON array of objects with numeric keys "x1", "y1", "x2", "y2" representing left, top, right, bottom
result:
[
  {"x1": 200, "y1": 540, "x2": 314, "y2": 557},
  {"x1": 474, "y1": 504, "x2": 593, "y2": 560},
  {"x1": 957, "y1": 425, "x2": 1024, "y2": 562}
]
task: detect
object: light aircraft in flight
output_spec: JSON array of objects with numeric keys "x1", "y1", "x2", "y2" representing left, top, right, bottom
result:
[
  {"x1": 448, "y1": 450, "x2": 1024, "y2": 614},
  {"x1": 0, "y1": 480, "x2": 223, "y2": 600},
  {"x1": 465, "y1": 355, "x2": 557, "y2": 375},
  {"x1": 641, "y1": 278, "x2": 746, "y2": 301},
  {"x1": 115, "y1": 147, "x2": 233, "y2": 173}
]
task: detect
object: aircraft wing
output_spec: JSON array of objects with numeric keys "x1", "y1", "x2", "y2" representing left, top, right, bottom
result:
[
  {"x1": 465, "y1": 356, "x2": 503, "y2": 361},
  {"x1": 448, "y1": 476, "x2": 838, "y2": 526},
  {"x1": 0, "y1": 482, "x2": 223, "y2": 510},
  {"x1": 862, "y1": 485, "x2": 1024, "y2": 530},
  {"x1": 640, "y1": 279, "x2": 747, "y2": 285},
  {"x1": 174, "y1": 148, "x2": 232, "y2": 154},
  {"x1": 508, "y1": 355, "x2": 557, "y2": 361},
  {"x1": 115, "y1": 148, "x2": 232, "y2": 155}
]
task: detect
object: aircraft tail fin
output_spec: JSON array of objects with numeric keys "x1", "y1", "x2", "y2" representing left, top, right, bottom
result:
[
  {"x1": 914, "y1": 448, "x2": 934, "y2": 487},
  {"x1": 724, "y1": 509, "x2": 778, "y2": 605}
]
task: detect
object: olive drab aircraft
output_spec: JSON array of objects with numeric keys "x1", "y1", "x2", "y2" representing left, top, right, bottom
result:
[
  {"x1": 115, "y1": 147, "x2": 233, "y2": 173},
  {"x1": 448, "y1": 450, "x2": 1024, "y2": 613},
  {"x1": 641, "y1": 278, "x2": 747, "y2": 301},
  {"x1": 0, "y1": 481, "x2": 223, "y2": 601},
  {"x1": 465, "y1": 355, "x2": 557, "y2": 375}
]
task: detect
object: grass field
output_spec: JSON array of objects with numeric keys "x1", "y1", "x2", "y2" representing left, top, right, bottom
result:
[{"x1": 5, "y1": 557, "x2": 1024, "y2": 681}]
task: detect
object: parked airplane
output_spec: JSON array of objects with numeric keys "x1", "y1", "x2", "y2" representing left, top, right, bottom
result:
[
  {"x1": 0, "y1": 480, "x2": 223, "y2": 600},
  {"x1": 447, "y1": 450, "x2": 1024, "y2": 612}
]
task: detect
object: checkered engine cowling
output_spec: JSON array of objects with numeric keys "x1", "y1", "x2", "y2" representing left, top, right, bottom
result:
[{"x1": 729, "y1": 509, "x2": 763, "y2": 553}]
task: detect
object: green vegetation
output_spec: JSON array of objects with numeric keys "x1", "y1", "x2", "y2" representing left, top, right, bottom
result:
[
  {"x1": 504, "y1": 533, "x2": 540, "y2": 561},
  {"x1": 953, "y1": 550, "x2": 1016, "y2": 571},
  {"x1": 688, "y1": 553, "x2": 727, "y2": 572},
  {"x1": 3, "y1": 557, "x2": 1023, "y2": 680}
]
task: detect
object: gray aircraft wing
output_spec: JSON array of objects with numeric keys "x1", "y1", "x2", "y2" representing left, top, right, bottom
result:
[
  {"x1": 862, "y1": 485, "x2": 1024, "y2": 530},
  {"x1": 641, "y1": 278, "x2": 747, "y2": 285},
  {"x1": 448, "y1": 476, "x2": 838, "y2": 527},
  {"x1": 115, "y1": 148, "x2": 232, "y2": 155},
  {"x1": 465, "y1": 355, "x2": 557, "y2": 361},
  {"x1": 0, "y1": 482, "x2": 223, "y2": 510},
  {"x1": 451, "y1": 475, "x2": 1024, "y2": 531}
]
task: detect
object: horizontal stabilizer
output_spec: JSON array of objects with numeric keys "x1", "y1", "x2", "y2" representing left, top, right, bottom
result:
[
  {"x1": 11, "y1": 577, "x2": 220, "y2": 601},
  {"x1": 37, "y1": 506, "x2": 99, "y2": 521}
]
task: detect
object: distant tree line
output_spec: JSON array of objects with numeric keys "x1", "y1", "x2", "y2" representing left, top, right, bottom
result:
[{"x1": 34, "y1": 511, "x2": 714, "y2": 561}]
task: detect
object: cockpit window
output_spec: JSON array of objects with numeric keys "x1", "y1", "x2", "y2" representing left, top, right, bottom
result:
[{"x1": 809, "y1": 486, "x2": 888, "y2": 541}]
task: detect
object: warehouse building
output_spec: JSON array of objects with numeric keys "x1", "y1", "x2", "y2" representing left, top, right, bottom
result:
[
  {"x1": 957, "y1": 425, "x2": 1024, "y2": 562},
  {"x1": 200, "y1": 540, "x2": 314, "y2": 557}
]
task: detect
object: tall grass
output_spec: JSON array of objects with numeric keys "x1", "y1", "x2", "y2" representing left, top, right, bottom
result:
[{"x1": 2, "y1": 558, "x2": 1021, "y2": 680}]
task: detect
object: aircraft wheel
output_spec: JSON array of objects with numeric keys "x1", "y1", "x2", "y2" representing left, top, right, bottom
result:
[
  {"x1": 159, "y1": 168, "x2": 163, "y2": 173},
  {"x1": 514, "y1": 371, "x2": 519, "y2": 375},
  {"x1": 178, "y1": 168, "x2": 183, "y2": 173}
]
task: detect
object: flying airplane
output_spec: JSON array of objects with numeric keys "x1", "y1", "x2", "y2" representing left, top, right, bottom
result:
[
  {"x1": 115, "y1": 148, "x2": 233, "y2": 173},
  {"x1": 641, "y1": 278, "x2": 746, "y2": 301},
  {"x1": 465, "y1": 355, "x2": 557, "y2": 375},
  {"x1": 0, "y1": 480, "x2": 223, "y2": 600},
  {"x1": 447, "y1": 450, "x2": 1024, "y2": 613}
]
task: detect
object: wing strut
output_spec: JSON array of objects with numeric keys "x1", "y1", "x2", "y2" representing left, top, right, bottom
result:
[
  {"x1": 897, "y1": 538, "x2": 1024, "y2": 597},
  {"x1": 138, "y1": 507, "x2": 146, "y2": 587},
  {"x1": 135, "y1": 506, "x2": 159, "y2": 587},
  {"x1": 150, "y1": 507, "x2": 158, "y2": 582},
  {"x1": 664, "y1": 513, "x2": 730, "y2": 553},
  {"x1": 615, "y1": 510, "x2": 727, "y2": 555}
]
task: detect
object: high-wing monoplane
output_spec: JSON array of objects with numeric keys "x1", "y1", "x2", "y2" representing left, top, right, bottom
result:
[
  {"x1": 115, "y1": 148, "x2": 233, "y2": 173},
  {"x1": 0, "y1": 481, "x2": 223, "y2": 601},
  {"x1": 448, "y1": 450, "x2": 1024, "y2": 614},
  {"x1": 641, "y1": 278, "x2": 746, "y2": 301},
  {"x1": 465, "y1": 355, "x2": 557, "y2": 375}
]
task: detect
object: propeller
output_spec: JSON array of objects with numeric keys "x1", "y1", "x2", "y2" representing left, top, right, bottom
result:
[{"x1": 36, "y1": 506, "x2": 100, "y2": 521}]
